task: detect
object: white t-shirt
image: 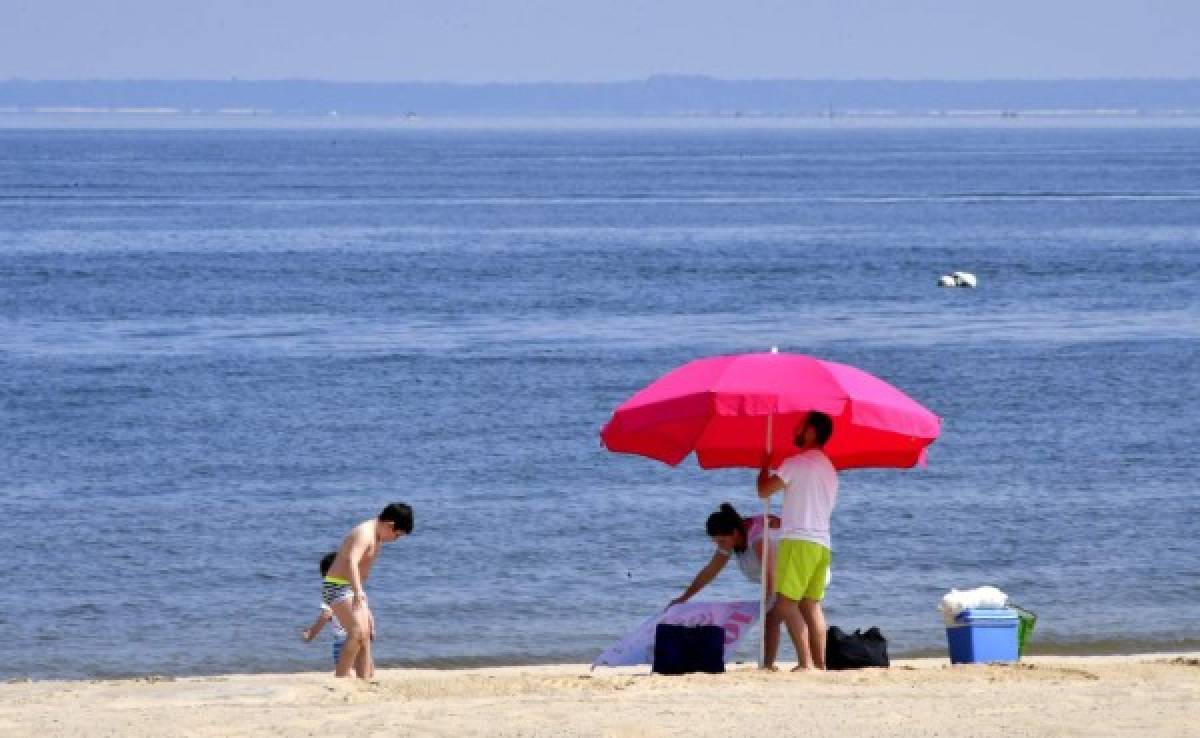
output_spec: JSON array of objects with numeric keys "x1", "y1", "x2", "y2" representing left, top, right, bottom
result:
[{"x1": 775, "y1": 449, "x2": 838, "y2": 549}]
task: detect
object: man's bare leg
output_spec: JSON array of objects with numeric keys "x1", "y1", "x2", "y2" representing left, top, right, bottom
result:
[
  {"x1": 331, "y1": 599, "x2": 367, "y2": 678},
  {"x1": 776, "y1": 594, "x2": 812, "y2": 670},
  {"x1": 799, "y1": 599, "x2": 827, "y2": 670},
  {"x1": 354, "y1": 641, "x2": 372, "y2": 679},
  {"x1": 355, "y1": 621, "x2": 374, "y2": 679},
  {"x1": 769, "y1": 595, "x2": 811, "y2": 670}
]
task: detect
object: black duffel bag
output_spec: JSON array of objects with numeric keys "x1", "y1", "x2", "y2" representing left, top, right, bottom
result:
[
  {"x1": 652, "y1": 624, "x2": 726, "y2": 675},
  {"x1": 826, "y1": 626, "x2": 889, "y2": 669}
]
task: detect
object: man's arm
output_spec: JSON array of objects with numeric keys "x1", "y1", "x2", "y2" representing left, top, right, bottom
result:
[
  {"x1": 341, "y1": 529, "x2": 371, "y2": 610},
  {"x1": 757, "y1": 467, "x2": 786, "y2": 498},
  {"x1": 359, "y1": 548, "x2": 378, "y2": 582},
  {"x1": 757, "y1": 452, "x2": 786, "y2": 497}
]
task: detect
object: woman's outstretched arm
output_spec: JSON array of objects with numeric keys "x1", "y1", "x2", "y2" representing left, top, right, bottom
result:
[{"x1": 668, "y1": 550, "x2": 730, "y2": 608}]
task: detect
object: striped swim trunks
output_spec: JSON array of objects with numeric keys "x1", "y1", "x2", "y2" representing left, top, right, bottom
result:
[{"x1": 322, "y1": 576, "x2": 354, "y2": 607}]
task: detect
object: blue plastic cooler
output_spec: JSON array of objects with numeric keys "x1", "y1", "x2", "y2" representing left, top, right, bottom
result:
[{"x1": 946, "y1": 608, "x2": 1019, "y2": 664}]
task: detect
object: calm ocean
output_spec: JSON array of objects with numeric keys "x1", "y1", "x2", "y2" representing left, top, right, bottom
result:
[{"x1": 1, "y1": 122, "x2": 1198, "y2": 679}]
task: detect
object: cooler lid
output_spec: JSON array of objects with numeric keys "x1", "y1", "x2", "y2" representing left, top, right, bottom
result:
[{"x1": 954, "y1": 607, "x2": 1018, "y2": 624}]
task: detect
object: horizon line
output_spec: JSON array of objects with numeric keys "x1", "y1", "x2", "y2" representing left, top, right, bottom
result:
[{"x1": 7, "y1": 75, "x2": 1200, "y2": 86}]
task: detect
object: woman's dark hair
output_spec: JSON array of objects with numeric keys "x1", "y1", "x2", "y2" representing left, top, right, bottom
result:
[
  {"x1": 379, "y1": 502, "x2": 414, "y2": 534},
  {"x1": 319, "y1": 551, "x2": 337, "y2": 577},
  {"x1": 807, "y1": 411, "x2": 834, "y2": 447},
  {"x1": 706, "y1": 503, "x2": 747, "y2": 551}
]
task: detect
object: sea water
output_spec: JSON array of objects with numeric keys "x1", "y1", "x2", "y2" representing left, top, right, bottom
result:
[{"x1": 1, "y1": 122, "x2": 1197, "y2": 678}]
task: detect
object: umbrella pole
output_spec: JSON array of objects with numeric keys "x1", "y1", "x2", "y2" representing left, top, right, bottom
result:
[{"x1": 760, "y1": 414, "x2": 773, "y2": 669}]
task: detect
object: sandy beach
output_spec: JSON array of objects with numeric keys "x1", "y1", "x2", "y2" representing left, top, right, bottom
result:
[{"x1": 3, "y1": 653, "x2": 1196, "y2": 737}]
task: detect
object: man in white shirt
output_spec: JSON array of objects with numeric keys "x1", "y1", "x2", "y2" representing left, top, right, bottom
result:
[{"x1": 757, "y1": 411, "x2": 838, "y2": 671}]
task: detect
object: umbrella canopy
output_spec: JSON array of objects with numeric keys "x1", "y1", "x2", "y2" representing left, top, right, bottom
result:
[{"x1": 601, "y1": 351, "x2": 941, "y2": 470}]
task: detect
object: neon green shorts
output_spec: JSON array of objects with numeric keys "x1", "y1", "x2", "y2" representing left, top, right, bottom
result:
[{"x1": 774, "y1": 539, "x2": 832, "y2": 601}]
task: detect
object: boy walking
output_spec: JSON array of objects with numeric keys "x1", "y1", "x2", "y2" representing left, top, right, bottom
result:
[
  {"x1": 324, "y1": 503, "x2": 414, "y2": 678},
  {"x1": 757, "y1": 412, "x2": 837, "y2": 671}
]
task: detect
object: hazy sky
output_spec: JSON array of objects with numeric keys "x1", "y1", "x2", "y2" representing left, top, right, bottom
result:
[{"x1": 4, "y1": 0, "x2": 1199, "y2": 82}]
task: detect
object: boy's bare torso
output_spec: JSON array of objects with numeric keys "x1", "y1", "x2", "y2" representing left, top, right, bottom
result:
[{"x1": 327, "y1": 519, "x2": 381, "y2": 582}]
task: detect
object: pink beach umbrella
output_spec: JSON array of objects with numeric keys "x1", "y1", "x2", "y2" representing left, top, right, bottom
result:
[{"x1": 600, "y1": 349, "x2": 941, "y2": 667}]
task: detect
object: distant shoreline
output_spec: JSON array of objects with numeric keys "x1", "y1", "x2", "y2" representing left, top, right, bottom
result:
[
  {"x1": 5, "y1": 77, "x2": 1200, "y2": 120},
  {"x1": 6, "y1": 110, "x2": 1200, "y2": 131}
]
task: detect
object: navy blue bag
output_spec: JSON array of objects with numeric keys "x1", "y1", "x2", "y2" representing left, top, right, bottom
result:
[{"x1": 652, "y1": 624, "x2": 725, "y2": 675}]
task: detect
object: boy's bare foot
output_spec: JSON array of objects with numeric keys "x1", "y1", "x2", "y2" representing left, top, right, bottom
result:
[
  {"x1": 791, "y1": 665, "x2": 812, "y2": 672},
  {"x1": 760, "y1": 663, "x2": 779, "y2": 672}
]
